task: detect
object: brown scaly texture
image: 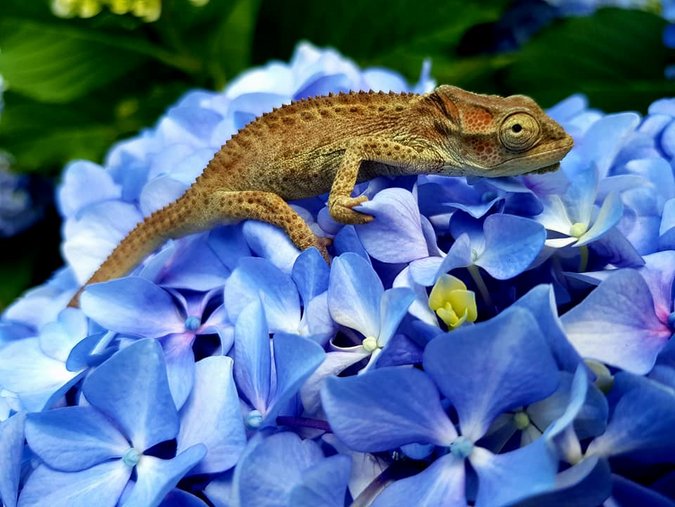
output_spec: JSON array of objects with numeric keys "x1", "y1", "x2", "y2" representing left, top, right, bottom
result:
[{"x1": 68, "y1": 85, "x2": 573, "y2": 307}]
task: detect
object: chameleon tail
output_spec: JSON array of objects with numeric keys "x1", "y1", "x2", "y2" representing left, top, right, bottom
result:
[{"x1": 67, "y1": 188, "x2": 203, "y2": 308}]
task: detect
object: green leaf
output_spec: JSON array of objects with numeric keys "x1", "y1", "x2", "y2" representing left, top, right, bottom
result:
[
  {"x1": 253, "y1": 0, "x2": 508, "y2": 82},
  {"x1": 501, "y1": 8, "x2": 673, "y2": 111}
]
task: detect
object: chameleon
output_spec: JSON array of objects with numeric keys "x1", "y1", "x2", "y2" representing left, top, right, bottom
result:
[{"x1": 67, "y1": 85, "x2": 573, "y2": 307}]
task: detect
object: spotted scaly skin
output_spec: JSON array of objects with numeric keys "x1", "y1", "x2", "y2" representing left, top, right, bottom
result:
[{"x1": 68, "y1": 85, "x2": 573, "y2": 307}]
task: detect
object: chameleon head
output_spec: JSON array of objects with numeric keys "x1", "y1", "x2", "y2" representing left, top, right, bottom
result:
[{"x1": 426, "y1": 85, "x2": 574, "y2": 177}]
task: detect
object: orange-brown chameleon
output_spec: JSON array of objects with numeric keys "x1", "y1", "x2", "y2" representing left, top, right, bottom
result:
[{"x1": 68, "y1": 85, "x2": 573, "y2": 307}]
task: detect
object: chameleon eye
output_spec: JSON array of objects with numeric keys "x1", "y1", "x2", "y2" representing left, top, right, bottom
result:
[{"x1": 499, "y1": 112, "x2": 540, "y2": 152}]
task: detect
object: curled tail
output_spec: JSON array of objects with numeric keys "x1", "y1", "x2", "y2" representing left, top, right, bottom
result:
[{"x1": 67, "y1": 188, "x2": 204, "y2": 307}]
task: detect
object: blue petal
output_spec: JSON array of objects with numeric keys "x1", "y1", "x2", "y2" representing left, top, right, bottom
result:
[
  {"x1": 475, "y1": 215, "x2": 546, "y2": 280},
  {"x1": 234, "y1": 300, "x2": 271, "y2": 412},
  {"x1": 0, "y1": 412, "x2": 25, "y2": 507},
  {"x1": 576, "y1": 192, "x2": 623, "y2": 246},
  {"x1": 355, "y1": 188, "x2": 429, "y2": 263},
  {"x1": 377, "y1": 288, "x2": 415, "y2": 346},
  {"x1": 372, "y1": 454, "x2": 466, "y2": 507},
  {"x1": 289, "y1": 455, "x2": 351, "y2": 507},
  {"x1": 291, "y1": 247, "x2": 330, "y2": 305},
  {"x1": 586, "y1": 374, "x2": 675, "y2": 462},
  {"x1": 80, "y1": 277, "x2": 184, "y2": 338},
  {"x1": 57, "y1": 161, "x2": 121, "y2": 218},
  {"x1": 332, "y1": 225, "x2": 369, "y2": 259},
  {"x1": 234, "y1": 433, "x2": 324, "y2": 506},
  {"x1": 83, "y1": 339, "x2": 179, "y2": 451},
  {"x1": 177, "y1": 357, "x2": 246, "y2": 475},
  {"x1": 39, "y1": 308, "x2": 88, "y2": 363},
  {"x1": 224, "y1": 257, "x2": 301, "y2": 334},
  {"x1": 561, "y1": 269, "x2": 670, "y2": 374},
  {"x1": 589, "y1": 228, "x2": 645, "y2": 268},
  {"x1": 122, "y1": 445, "x2": 206, "y2": 507},
  {"x1": 435, "y1": 235, "x2": 474, "y2": 281},
  {"x1": 541, "y1": 367, "x2": 589, "y2": 440},
  {"x1": 159, "y1": 489, "x2": 209, "y2": 507},
  {"x1": 263, "y1": 333, "x2": 324, "y2": 425},
  {"x1": 160, "y1": 333, "x2": 196, "y2": 409},
  {"x1": 17, "y1": 461, "x2": 131, "y2": 507},
  {"x1": 510, "y1": 285, "x2": 582, "y2": 372},
  {"x1": 471, "y1": 438, "x2": 558, "y2": 507},
  {"x1": 242, "y1": 220, "x2": 301, "y2": 274},
  {"x1": 610, "y1": 474, "x2": 675, "y2": 507},
  {"x1": 321, "y1": 367, "x2": 457, "y2": 451},
  {"x1": 424, "y1": 307, "x2": 559, "y2": 441},
  {"x1": 26, "y1": 407, "x2": 128, "y2": 472},
  {"x1": 328, "y1": 253, "x2": 383, "y2": 338},
  {"x1": 409, "y1": 256, "x2": 444, "y2": 287}
]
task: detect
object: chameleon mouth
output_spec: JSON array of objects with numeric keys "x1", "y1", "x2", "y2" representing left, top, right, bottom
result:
[{"x1": 529, "y1": 162, "x2": 560, "y2": 175}]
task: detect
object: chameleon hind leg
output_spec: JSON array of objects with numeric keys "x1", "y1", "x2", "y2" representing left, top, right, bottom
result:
[{"x1": 211, "y1": 190, "x2": 330, "y2": 260}]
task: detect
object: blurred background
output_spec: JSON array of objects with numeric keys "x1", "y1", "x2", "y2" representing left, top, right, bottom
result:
[{"x1": 0, "y1": 0, "x2": 673, "y2": 309}]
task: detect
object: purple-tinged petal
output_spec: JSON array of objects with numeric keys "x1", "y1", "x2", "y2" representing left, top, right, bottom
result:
[
  {"x1": 26, "y1": 407, "x2": 128, "y2": 472},
  {"x1": 263, "y1": 333, "x2": 324, "y2": 426},
  {"x1": 561, "y1": 269, "x2": 670, "y2": 374},
  {"x1": 224, "y1": 257, "x2": 301, "y2": 334},
  {"x1": 0, "y1": 412, "x2": 25, "y2": 507},
  {"x1": 289, "y1": 454, "x2": 351, "y2": 507},
  {"x1": 377, "y1": 288, "x2": 415, "y2": 347},
  {"x1": 83, "y1": 339, "x2": 179, "y2": 451},
  {"x1": 160, "y1": 333, "x2": 196, "y2": 409},
  {"x1": 178, "y1": 356, "x2": 245, "y2": 475},
  {"x1": 159, "y1": 489, "x2": 209, "y2": 507},
  {"x1": 510, "y1": 285, "x2": 582, "y2": 372},
  {"x1": 233, "y1": 300, "x2": 271, "y2": 413},
  {"x1": 322, "y1": 367, "x2": 457, "y2": 451},
  {"x1": 57, "y1": 161, "x2": 122, "y2": 218},
  {"x1": 0, "y1": 337, "x2": 84, "y2": 412},
  {"x1": 328, "y1": 253, "x2": 383, "y2": 338},
  {"x1": 424, "y1": 307, "x2": 559, "y2": 441},
  {"x1": 659, "y1": 198, "x2": 675, "y2": 250},
  {"x1": 586, "y1": 374, "x2": 675, "y2": 462},
  {"x1": 80, "y1": 277, "x2": 184, "y2": 338},
  {"x1": 514, "y1": 457, "x2": 611, "y2": 507},
  {"x1": 576, "y1": 192, "x2": 623, "y2": 246},
  {"x1": 475, "y1": 215, "x2": 546, "y2": 280},
  {"x1": 233, "y1": 433, "x2": 324, "y2": 507},
  {"x1": 640, "y1": 251, "x2": 675, "y2": 322},
  {"x1": 17, "y1": 461, "x2": 131, "y2": 507},
  {"x1": 355, "y1": 188, "x2": 428, "y2": 263},
  {"x1": 291, "y1": 247, "x2": 330, "y2": 305},
  {"x1": 122, "y1": 445, "x2": 206, "y2": 507},
  {"x1": 372, "y1": 454, "x2": 466, "y2": 507},
  {"x1": 472, "y1": 438, "x2": 558, "y2": 507}
]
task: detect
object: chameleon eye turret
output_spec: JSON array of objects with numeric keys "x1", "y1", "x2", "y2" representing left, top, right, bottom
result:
[{"x1": 499, "y1": 112, "x2": 540, "y2": 152}]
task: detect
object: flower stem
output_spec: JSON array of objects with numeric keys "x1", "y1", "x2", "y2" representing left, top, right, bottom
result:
[
  {"x1": 467, "y1": 264, "x2": 493, "y2": 309},
  {"x1": 578, "y1": 245, "x2": 589, "y2": 272},
  {"x1": 275, "y1": 416, "x2": 331, "y2": 432}
]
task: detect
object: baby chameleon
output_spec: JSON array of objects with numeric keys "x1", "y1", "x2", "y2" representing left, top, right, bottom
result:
[{"x1": 67, "y1": 85, "x2": 574, "y2": 307}]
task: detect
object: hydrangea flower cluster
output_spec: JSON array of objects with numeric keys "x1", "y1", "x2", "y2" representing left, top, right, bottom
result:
[
  {"x1": 50, "y1": 0, "x2": 207, "y2": 21},
  {"x1": 1, "y1": 42, "x2": 674, "y2": 506}
]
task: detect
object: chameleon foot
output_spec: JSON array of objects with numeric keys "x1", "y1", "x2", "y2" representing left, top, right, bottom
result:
[{"x1": 329, "y1": 195, "x2": 374, "y2": 225}]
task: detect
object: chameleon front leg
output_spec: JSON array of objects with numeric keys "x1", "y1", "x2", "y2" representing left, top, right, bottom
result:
[
  {"x1": 212, "y1": 190, "x2": 330, "y2": 260},
  {"x1": 328, "y1": 148, "x2": 374, "y2": 224}
]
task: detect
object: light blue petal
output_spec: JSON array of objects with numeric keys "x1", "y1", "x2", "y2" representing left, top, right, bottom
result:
[
  {"x1": 511, "y1": 457, "x2": 611, "y2": 507},
  {"x1": 541, "y1": 367, "x2": 589, "y2": 440},
  {"x1": 475, "y1": 215, "x2": 546, "y2": 280},
  {"x1": 472, "y1": 438, "x2": 558, "y2": 507},
  {"x1": 17, "y1": 461, "x2": 131, "y2": 507},
  {"x1": 291, "y1": 247, "x2": 330, "y2": 305},
  {"x1": 233, "y1": 300, "x2": 271, "y2": 412},
  {"x1": 510, "y1": 285, "x2": 582, "y2": 372},
  {"x1": 224, "y1": 257, "x2": 301, "y2": 334},
  {"x1": 424, "y1": 307, "x2": 559, "y2": 441},
  {"x1": 297, "y1": 292, "x2": 337, "y2": 345},
  {"x1": 138, "y1": 176, "x2": 187, "y2": 216},
  {"x1": 355, "y1": 188, "x2": 429, "y2": 263},
  {"x1": 26, "y1": 407, "x2": 128, "y2": 472},
  {"x1": 586, "y1": 374, "x2": 675, "y2": 462},
  {"x1": 83, "y1": 339, "x2": 179, "y2": 451},
  {"x1": 372, "y1": 454, "x2": 466, "y2": 507},
  {"x1": 289, "y1": 454, "x2": 351, "y2": 507},
  {"x1": 409, "y1": 256, "x2": 445, "y2": 287},
  {"x1": 234, "y1": 433, "x2": 323, "y2": 507},
  {"x1": 0, "y1": 412, "x2": 25, "y2": 507},
  {"x1": 563, "y1": 165, "x2": 597, "y2": 226},
  {"x1": 321, "y1": 367, "x2": 457, "y2": 451},
  {"x1": 242, "y1": 220, "x2": 301, "y2": 274},
  {"x1": 178, "y1": 357, "x2": 246, "y2": 475},
  {"x1": 328, "y1": 253, "x2": 383, "y2": 337},
  {"x1": 576, "y1": 192, "x2": 624, "y2": 246},
  {"x1": 160, "y1": 333, "x2": 196, "y2": 410},
  {"x1": 332, "y1": 225, "x2": 369, "y2": 259},
  {"x1": 0, "y1": 337, "x2": 83, "y2": 412},
  {"x1": 377, "y1": 288, "x2": 415, "y2": 346},
  {"x1": 57, "y1": 161, "x2": 121, "y2": 218},
  {"x1": 263, "y1": 333, "x2": 325, "y2": 426},
  {"x1": 39, "y1": 308, "x2": 88, "y2": 363},
  {"x1": 80, "y1": 277, "x2": 184, "y2": 338},
  {"x1": 561, "y1": 269, "x2": 670, "y2": 374},
  {"x1": 122, "y1": 445, "x2": 206, "y2": 507}
]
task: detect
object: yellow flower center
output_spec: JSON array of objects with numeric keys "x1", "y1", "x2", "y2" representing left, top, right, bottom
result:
[
  {"x1": 428, "y1": 275, "x2": 478, "y2": 329},
  {"x1": 362, "y1": 336, "x2": 380, "y2": 353}
]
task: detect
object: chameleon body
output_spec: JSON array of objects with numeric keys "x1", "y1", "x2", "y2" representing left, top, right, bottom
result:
[{"x1": 68, "y1": 85, "x2": 573, "y2": 307}]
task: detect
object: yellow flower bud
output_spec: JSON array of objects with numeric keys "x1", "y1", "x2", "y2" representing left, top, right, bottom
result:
[{"x1": 429, "y1": 274, "x2": 478, "y2": 329}]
